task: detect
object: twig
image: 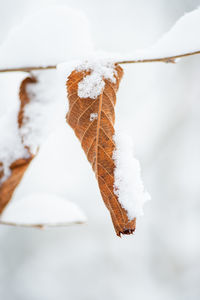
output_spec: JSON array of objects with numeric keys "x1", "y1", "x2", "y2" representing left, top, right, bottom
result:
[
  {"x1": 117, "y1": 50, "x2": 200, "y2": 64},
  {"x1": 0, "y1": 65, "x2": 56, "y2": 73},
  {"x1": 0, "y1": 220, "x2": 86, "y2": 228},
  {"x1": 0, "y1": 50, "x2": 200, "y2": 73}
]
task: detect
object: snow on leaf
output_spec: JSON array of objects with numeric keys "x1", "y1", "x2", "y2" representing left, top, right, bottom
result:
[
  {"x1": 113, "y1": 131, "x2": 150, "y2": 220},
  {"x1": 0, "y1": 76, "x2": 35, "y2": 213}
]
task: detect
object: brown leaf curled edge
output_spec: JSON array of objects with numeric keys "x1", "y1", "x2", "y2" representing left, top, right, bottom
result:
[
  {"x1": 0, "y1": 77, "x2": 35, "y2": 214},
  {"x1": 66, "y1": 64, "x2": 136, "y2": 236}
]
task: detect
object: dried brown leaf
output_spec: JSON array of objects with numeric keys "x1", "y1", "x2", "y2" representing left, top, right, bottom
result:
[
  {"x1": 0, "y1": 76, "x2": 35, "y2": 213},
  {"x1": 66, "y1": 64, "x2": 136, "y2": 236}
]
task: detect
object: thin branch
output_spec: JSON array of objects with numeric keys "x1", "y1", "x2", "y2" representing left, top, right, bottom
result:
[
  {"x1": 0, "y1": 220, "x2": 86, "y2": 228},
  {"x1": 0, "y1": 50, "x2": 200, "y2": 73},
  {"x1": 117, "y1": 50, "x2": 200, "y2": 64},
  {"x1": 0, "y1": 65, "x2": 56, "y2": 73}
]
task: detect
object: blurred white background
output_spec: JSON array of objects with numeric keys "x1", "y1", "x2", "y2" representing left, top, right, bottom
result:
[{"x1": 0, "y1": 0, "x2": 200, "y2": 299}]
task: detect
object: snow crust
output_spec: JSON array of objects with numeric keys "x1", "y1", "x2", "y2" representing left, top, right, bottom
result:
[
  {"x1": 0, "y1": 193, "x2": 86, "y2": 226},
  {"x1": 0, "y1": 6, "x2": 93, "y2": 69},
  {"x1": 113, "y1": 132, "x2": 150, "y2": 219}
]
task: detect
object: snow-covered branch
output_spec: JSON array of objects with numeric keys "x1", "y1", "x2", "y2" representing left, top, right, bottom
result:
[
  {"x1": 1, "y1": 6, "x2": 200, "y2": 73},
  {"x1": 0, "y1": 49, "x2": 200, "y2": 73}
]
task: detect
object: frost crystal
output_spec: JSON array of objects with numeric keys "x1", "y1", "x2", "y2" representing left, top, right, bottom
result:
[{"x1": 90, "y1": 113, "x2": 98, "y2": 121}]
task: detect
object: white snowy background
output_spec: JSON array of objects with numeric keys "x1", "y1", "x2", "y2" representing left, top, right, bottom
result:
[{"x1": 0, "y1": 0, "x2": 200, "y2": 299}]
